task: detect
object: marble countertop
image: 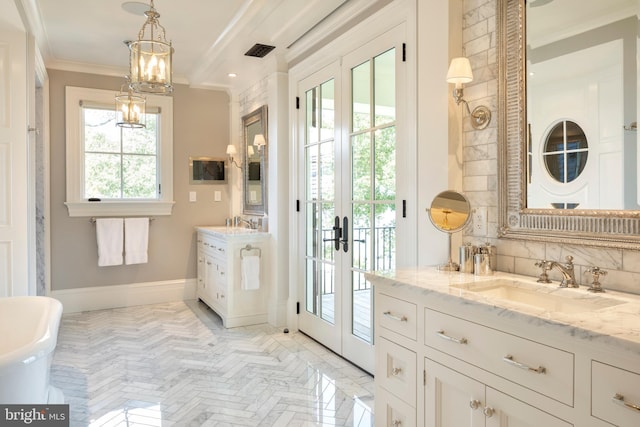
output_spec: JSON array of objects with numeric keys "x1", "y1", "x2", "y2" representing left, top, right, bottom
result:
[
  {"x1": 365, "y1": 267, "x2": 640, "y2": 356},
  {"x1": 195, "y1": 226, "x2": 269, "y2": 238}
]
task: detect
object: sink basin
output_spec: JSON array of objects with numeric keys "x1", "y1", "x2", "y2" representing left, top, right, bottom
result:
[{"x1": 452, "y1": 279, "x2": 625, "y2": 313}]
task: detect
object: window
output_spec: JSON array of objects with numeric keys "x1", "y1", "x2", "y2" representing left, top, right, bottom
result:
[
  {"x1": 543, "y1": 120, "x2": 588, "y2": 183},
  {"x1": 65, "y1": 87, "x2": 174, "y2": 216}
]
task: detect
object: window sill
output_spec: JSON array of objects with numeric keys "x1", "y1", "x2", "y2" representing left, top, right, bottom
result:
[{"x1": 65, "y1": 201, "x2": 175, "y2": 217}]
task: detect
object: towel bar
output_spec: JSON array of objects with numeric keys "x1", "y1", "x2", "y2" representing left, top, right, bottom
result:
[
  {"x1": 240, "y1": 244, "x2": 261, "y2": 259},
  {"x1": 90, "y1": 217, "x2": 155, "y2": 224}
]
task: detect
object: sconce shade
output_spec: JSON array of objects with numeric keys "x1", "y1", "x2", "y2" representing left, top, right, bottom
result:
[
  {"x1": 226, "y1": 144, "x2": 237, "y2": 155},
  {"x1": 115, "y1": 84, "x2": 146, "y2": 128},
  {"x1": 446, "y1": 57, "x2": 474, "y2": 86},
  {"x1": 128, "y1": 0, "x2": 173, "y2": 95},
  {"x1": 247, "y1": 146, "x2": 255, "y2": 156},
  {"x1": 253, "y1": 134, "x2": 266, "y2": 149}
]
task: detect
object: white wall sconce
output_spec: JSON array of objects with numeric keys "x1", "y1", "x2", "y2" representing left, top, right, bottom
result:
[
  {"x1": 253, "y1": 134, "x2": 266, "y2": 151},
  {"x1": 447, "y1": 57, "x2": 491, "y2": 130},
  {"x1": 226, "y1": 144, "x2": 242, "y2": 169}
]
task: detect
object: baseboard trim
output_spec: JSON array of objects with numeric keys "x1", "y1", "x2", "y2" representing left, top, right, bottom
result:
[{"x1": 51, "y1": 279, "x2": 197, "y2": 313}]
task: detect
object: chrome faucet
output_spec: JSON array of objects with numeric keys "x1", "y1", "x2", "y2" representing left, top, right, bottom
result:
[
  {"x1": 239, "y1": 218, "x2": 257, "y2": 229},
  {"x1": 548, "y1": 255, "x2": 578, "y2": 288}
]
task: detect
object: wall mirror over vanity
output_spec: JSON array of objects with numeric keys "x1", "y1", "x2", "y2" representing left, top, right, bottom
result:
[
  {"x1": 241, "y1": 105, "x2": 268, "y2": 216},
  {"x1": 499, "y1": 0, "x2": 640, "y2": 249}
]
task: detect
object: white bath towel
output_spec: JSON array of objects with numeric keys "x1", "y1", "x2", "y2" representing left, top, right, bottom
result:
[
  {"x1": 96, "y1": 218, "x2": 123, "y2": 267},
  {"x1": 241, "y1": 255, "x2": 260, "y2": 290},
  {"x1": 125, "y1": 218, "x2": 149, "y2": 265}
]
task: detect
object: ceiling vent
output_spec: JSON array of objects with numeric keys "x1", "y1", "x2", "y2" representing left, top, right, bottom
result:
[{"x1": 245, "y1": 44, "x2": 276, "y2": 58}]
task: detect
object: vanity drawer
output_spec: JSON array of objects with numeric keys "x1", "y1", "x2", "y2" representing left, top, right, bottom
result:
[
  {"x1": 376, "y1": 337, "x2": 417, "y2": 406},
  {"x1": 424, "y1": 308, "x2": 574, "y2": 406},
  {"x1": 377, "y1": 293, "x2": 417, "y2": 340},
  {"x1": 375, "y1": 385, "x2": 416, "y2": 427},
  {"x1": 592, "y1": 361, "x2": 640, "y2": 426}
]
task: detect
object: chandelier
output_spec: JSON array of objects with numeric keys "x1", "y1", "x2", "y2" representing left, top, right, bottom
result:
[
  {"x1": 115, "y1": 80, "x2": 146, "y2": 128},
  {"x1": 128, "y1": 0, "x2": 173, "y2": 95}
]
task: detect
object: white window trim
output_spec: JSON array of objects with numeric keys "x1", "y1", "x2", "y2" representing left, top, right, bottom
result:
[{"x1": 64, "y1": 86, "x2": 175, "y2": 217}]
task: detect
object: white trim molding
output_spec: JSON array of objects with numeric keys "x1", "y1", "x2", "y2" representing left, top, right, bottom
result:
[{"x1": 51, "y1": 279, "x2": 197, "y2": 313}]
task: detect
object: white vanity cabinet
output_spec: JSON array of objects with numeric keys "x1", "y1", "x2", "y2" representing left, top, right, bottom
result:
[
  {"x1": 196, "y1": 227, "x2": 270, "y2": 328},
  {"x1": 369, "y1": 268, "x2": 640, "y2": 427},
  {"x1": 425, "y1": 358, "x2": 570, "y2": 427}
]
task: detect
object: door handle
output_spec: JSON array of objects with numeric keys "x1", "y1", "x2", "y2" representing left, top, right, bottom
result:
[
  {"x1": 341, "y1": 216, "x2": 349, "y2": 252},
  {"x1": 322, "y1": 216, "x2": 342, "y2": 251}
]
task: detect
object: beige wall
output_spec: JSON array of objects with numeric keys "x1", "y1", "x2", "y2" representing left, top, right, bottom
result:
[
  {"x1": 49, "y1": 70, "x2": 231, "y2": 290},
  {"x1": 460, "y1": 0, "x2": 640, "y2": 294}
]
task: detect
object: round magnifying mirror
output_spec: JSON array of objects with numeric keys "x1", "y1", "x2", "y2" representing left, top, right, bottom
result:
[{"x1": 427, "y1": 190, "x2": 471, "y2": 271}]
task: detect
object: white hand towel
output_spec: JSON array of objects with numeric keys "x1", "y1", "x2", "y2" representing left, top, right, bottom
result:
[
  {"x1": 124, "y1": 218, "x2": 149, "y2": 265},
  {"x1": 96, "y1": 218, "x2": 123, "y2": 267},
  {"x1": 241, "y1": 255, "x2": 260, "y2": 290}
]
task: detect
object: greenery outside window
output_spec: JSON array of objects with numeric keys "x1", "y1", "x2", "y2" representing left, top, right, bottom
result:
[{"x1": 65, "y1": 86, "x2": 174, "y2": 217}]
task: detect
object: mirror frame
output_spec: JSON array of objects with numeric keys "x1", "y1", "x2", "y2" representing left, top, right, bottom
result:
[
  {"x1": 242, "y1": 105, "x2": 268, "y2": 216},
  {"x1": 497, "y1": 0, "x2": 640, "y2": 249}
]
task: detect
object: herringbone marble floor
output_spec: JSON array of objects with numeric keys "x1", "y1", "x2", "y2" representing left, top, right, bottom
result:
[{"x1": 51, "y1": 300, "x2": 375, "y2": 427}]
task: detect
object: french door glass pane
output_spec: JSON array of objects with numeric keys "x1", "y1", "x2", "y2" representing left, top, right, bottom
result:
[
  {"x1": 306, "y1": 145, "x2": 318, "y2": 200},
  {"x1": 352, "y1": 61, "x2": 371, "y2": 132},
  {"x1": 352, "y1": 133, "x2": 372, "y2": 201},
  {"x1": 306, "y1": 88, "x2": 319, "y2": 144},
  {"x1": 374, "y1": 127, "x2": 396, "y2": 200},
  {"x1": 374, "y1": 49, "x2": 396, "y2": 126},
  {"x1": 352, "y1": 270, "x2": 371, "y2": 342},
  {"x1": 320, "y1": 141, "x2": 335, "y2": 201},
  {"x1": 352, "y1": 203, "x2": 371, "y2": 271},
  {"x1": 321, "y1": 80, "x2": 335, "y2": 140},
  {"x1": 305, "y1": 201, "x2": 317, "y2": 257},
  {"x1": 306, "y1": 259, "x2": 316, "y2": 313},
  {"x1": 375, "y1": 203, "x2": 396, "y2": 271},
  {"x1": 320, "y1": 262, "x2": 335, "y2": 324}
]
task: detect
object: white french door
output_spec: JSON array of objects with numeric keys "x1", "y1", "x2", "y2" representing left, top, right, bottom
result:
[
  {"x1": 0, "y1": 14, "x2": 30, "y2": 297},
  {"x1": 297, "y1": 28, "x2": 405, "y2": 373}
]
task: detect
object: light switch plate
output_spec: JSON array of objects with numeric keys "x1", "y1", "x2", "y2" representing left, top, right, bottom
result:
[
  {"x1": 214, "y1": 191, "x2": 221, "y2": 202},
  {"x1": 189, "y1": 191, "x2": 197, "y2": 202}
]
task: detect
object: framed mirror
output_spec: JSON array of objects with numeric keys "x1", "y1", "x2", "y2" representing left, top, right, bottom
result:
[
  {"x1": 242, "y1": 106, "x2": 268, "y2": 215},
  {"x1": 498, "y1": 0, "x2": 640, "y2": 249}
]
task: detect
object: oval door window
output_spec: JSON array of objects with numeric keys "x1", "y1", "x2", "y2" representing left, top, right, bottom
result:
[{"x1": 542, "y1": 120, "x2": 588, "y2": 183}]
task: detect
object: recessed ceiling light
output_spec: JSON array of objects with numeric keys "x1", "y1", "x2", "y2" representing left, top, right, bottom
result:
[
  {"x1": 228, "y1": 73, "x2": 237, "y2": 78},
  {"x1": 121, "y1": 2, "x2": 149, "y2": 16}
]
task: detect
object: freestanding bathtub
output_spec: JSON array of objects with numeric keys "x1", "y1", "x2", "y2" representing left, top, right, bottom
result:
[{"x1": 0, "y1": 296, "x2": 64, "y2": 404}]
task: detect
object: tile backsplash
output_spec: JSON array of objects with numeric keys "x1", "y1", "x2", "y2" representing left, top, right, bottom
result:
[{"x1": 460, "y1": 0, "x2": 640, "y2": 294}]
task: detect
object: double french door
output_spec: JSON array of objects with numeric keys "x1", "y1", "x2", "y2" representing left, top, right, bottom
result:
[{"x1": 296, "y1": 29, "x2": 404, "y2": 373}]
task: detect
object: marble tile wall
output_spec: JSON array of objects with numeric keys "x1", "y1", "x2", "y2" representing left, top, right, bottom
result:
[{"x1": 460, "y1": 0, "x2": 640, "y2": 294}]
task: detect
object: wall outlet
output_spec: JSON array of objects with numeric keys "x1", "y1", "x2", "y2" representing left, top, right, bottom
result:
[
  {"x1": 214, "y1": 191, "x2": 221, "y2": 202},
  {"x1": 472, "y1": 207, "x2": 488, "y2": 236},
  {"x1": 189, "y1": 191, "x2": 197, "y2": 202}
]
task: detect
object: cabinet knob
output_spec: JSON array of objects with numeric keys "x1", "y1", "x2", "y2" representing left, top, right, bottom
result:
[
  {"x1": 469, "y1": 399, "x2": 480, "y2": 410},
  {"x1": 391, "y1": 420, "x2": 401, "y2": 427},
  {"x1": 483, "y1": 407, "x2": 494, "y2": 418},
  {"x1": 391, "y1": 367, "x2": 402, "y2": 376},
  {"x1": 207, "y1": 261, "x2": 212, "y2": 266}
]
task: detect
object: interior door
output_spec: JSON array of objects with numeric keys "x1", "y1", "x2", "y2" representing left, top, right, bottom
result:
[
  {"x1": 297, "y1": 28, "x2": 403, "y2": 373},
  {"x1": 0, "y1": 12, "x2": 29, "y2": 297}
]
